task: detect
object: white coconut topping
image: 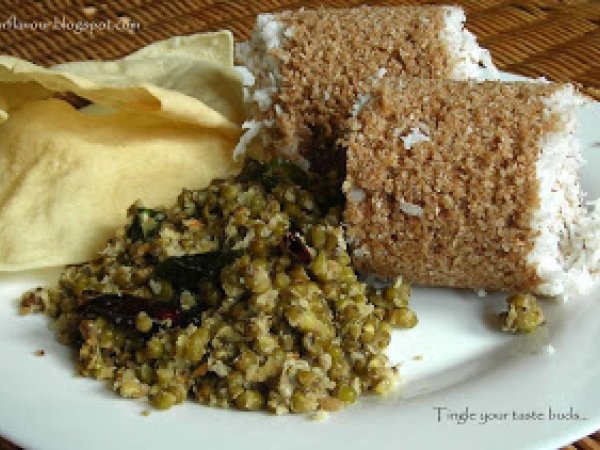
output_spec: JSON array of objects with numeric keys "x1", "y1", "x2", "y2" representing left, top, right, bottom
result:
[
  {"x1": 257, "y1": 14, "x2": 287, "y2": 49},
  {"x1": 235, "y1": 65, "x2": 255, "y2": 86},
  {"x1": 233, "y1": 120, "x2": 261, "y2": 159},
  {"x1": 557, "y1": 198, "x2": 600, "y2": 297},
  {"x1": 234, "y1": 65, "x2": 256, "y2": 105},
  {"x1": 351, "y1": 94, "x2": 371, "y2": 117},
  {"x1": 528, "y1": 85, "x2": 599, "y2": 297},
  {"x1": 235, "y1": 14, "x2": 292, "y2": 157},
  {"x1": 283, "y1": 27, "x2": 295, "y2": 38},
  {"x1": 348, "y1": 187, "x2": 366, "y2": 203},
  {"x1": 374, "y1": 67, "x2": 388, "y2": 80},
  {"x1": 400, "y1": 126, "x2": 431, "y2": 150},
  {"x1": 399, "y1": 200, "x2": 423, "y2": 217},
  {"x1": 441, "y1": 6, "x2": 498, "y2": 80}
]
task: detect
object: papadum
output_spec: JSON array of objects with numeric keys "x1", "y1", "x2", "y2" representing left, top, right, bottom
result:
[{"x1": 0, "y1": 31, "x2": 244, "y2": 271}]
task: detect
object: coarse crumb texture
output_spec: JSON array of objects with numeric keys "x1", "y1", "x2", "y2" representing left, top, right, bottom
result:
[
  {"x1": 342, "y1": 78, "x2": 593, "y2": 295},
  {"x1": 235, "y1": 6, "x2": 495, "y2": 166},
  {"x1": 19, "y1": 160, "x2": 417, "y2": 414}
]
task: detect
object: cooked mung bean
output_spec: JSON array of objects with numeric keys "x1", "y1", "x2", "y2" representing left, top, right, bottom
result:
[
  {"x1": 20, "y1": 159, "x2": 416, "y2": 414},
  {"x1": 499, "y1": 293, "x2": 545, "y2": 333}
]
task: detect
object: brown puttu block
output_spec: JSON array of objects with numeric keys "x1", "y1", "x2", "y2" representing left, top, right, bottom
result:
[
  {"x1": 341, "y1": 78, "x2": 587, "y2": 294},
  {"x1": 236, "y1": 6, "x2": 494, "y2": 167}
]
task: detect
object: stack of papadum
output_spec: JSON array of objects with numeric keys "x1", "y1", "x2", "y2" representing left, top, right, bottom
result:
[{"x1": 0, "y1": 31, "x2": 244, "y2": 271}]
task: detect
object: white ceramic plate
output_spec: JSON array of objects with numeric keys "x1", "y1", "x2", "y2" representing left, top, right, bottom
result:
[{"x1": 1, "y1": 74, "x2": 599, "y2": 450}]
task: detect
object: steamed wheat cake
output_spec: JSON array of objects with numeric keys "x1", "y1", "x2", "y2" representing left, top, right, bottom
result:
[
  {"x1": 342, "y1": 78, "x2": 599, "y2": 297},
  {"x1": 236, "y1": 5, "x2": 495, "y2": 166}
]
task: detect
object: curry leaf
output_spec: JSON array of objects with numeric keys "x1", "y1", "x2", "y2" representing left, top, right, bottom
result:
[{"x1": 154, "y1": 250, "x2": 241, "y2": 290}]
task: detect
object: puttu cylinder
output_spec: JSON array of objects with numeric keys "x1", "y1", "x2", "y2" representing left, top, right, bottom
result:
[
  {"x1": 236, "y1": 6, "x2": 495, "y2": 166},
  {"x1": 341, "y1": 78, "x2": 592, "y2": 296}
]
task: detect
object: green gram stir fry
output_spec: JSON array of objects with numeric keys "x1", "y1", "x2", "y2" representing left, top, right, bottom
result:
[{"x1": 20, "y1": 159, "x2": 417, "y2": 414}]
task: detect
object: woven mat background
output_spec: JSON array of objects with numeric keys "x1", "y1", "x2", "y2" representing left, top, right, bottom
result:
[
  {"x1": 0, "y1": 0, "x2": 599, "y2": 98},
  {"x1": 0, "y1": 1, "x2": 599, "y2": 449}
]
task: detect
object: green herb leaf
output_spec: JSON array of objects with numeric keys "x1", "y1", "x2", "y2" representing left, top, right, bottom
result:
[
  {"x1": 127, "y1": 207, "x2": 166, "y2": 242},
  {"x1": 154, "y1": 250, "x2": 241, "y2": 290}
]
